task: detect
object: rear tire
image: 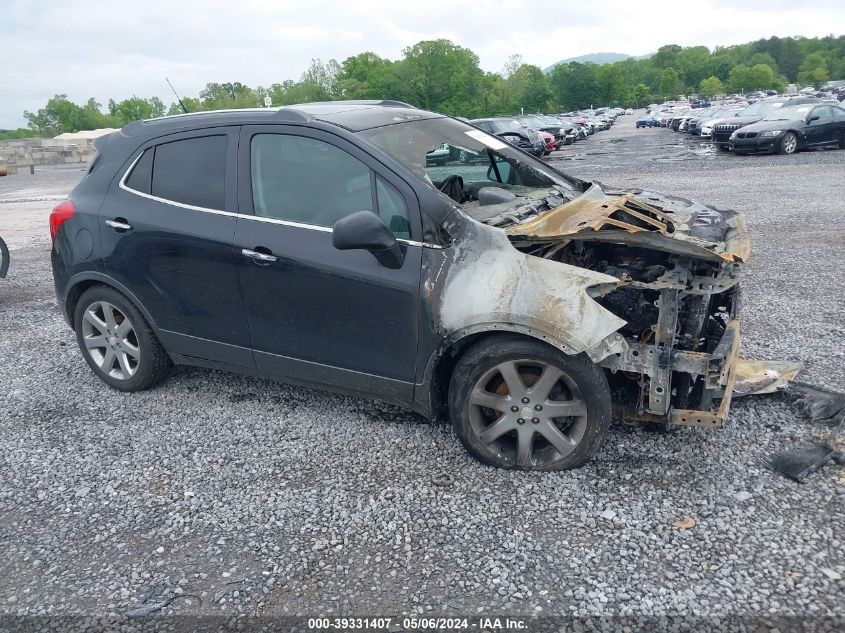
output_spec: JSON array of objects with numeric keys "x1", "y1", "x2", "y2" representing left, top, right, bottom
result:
[
  {"x1": 73, "y1": 285, "x2": 172, "y2": 391},
  {"x1": 448, "y1": 335, "x2": 611, "y2": 471}
]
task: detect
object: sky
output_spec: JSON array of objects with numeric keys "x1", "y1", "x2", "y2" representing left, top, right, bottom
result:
[{"x1": 1, "y1": 0, "x2": 843, "y2": 128}]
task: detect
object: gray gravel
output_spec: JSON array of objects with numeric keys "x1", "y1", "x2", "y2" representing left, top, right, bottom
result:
[{"x1": 0, "y1": 121, "x2": 843, "y2": 630}]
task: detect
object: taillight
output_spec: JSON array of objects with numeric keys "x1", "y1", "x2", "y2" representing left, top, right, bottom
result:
[{"x1": 49, "y1": 200, "x2": 75, "y2": 241}]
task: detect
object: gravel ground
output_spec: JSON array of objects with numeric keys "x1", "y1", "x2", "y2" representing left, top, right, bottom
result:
[{"x1": 0, "y1": 120, "x2": 843, "y2": 631}]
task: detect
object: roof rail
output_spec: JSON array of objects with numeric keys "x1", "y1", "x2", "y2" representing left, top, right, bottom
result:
[
  {"x1": 377, "y1": 100, "x2": 414, "y2": 108},
  {"x1": 284, "y1": 99, "x2": 416, "y2": 109},
  {"x1": 274, "y1": 108, "x2": 311, "y2": 123}
]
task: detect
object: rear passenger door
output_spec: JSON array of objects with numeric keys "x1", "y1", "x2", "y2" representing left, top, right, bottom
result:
[
  {"x1": 234, "y1": 125, "x2": 422, "y2": 402},
  {"x1": 102, "y1": 127, "x2": 254, "y2": 368}
]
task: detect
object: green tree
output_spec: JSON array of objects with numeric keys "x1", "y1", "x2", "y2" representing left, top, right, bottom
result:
[
  {"x1": 507, "y1": 64, "x2": 550, "y2": 112},
  {"x1": 550, "y1": 62, "x2": 599, "y2": 110},
  {"x1": 632, "y1": 83, "x2": 651, "y2": 107},
  {"x1": 797, "y1": 52, "x2": 830, "y2": 86},
  {"x1": 396, "y1": 39, "x2": 485, "y2": 115},
  {"x1": 659, "y1": 68, "x2": 682, "y2": 98},
  {"x1": 199, "y1": 82, "x2": 258, "y2": 109},
  {"x1": 727, "y1": 64, "x2": 754, "y2": 93},
  {"x1": 699, "y1": 76, "x2": 724, "y2": 98},
  {"x1": 108, "y1": 96, "x2": 166, "y2": 124},
  {"x1": 596, "y1": 64, "x2": 626, "y2": 106},
  {"x1": 336, "y1": 52, "x2": 395, "y2": 99},
  {"x1": 0, "y1": 128, "x2": 36, "y2": 140}
]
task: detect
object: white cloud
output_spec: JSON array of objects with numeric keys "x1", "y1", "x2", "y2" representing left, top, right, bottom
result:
[{"x1": 0, "y1": 0, "x2": 842, "y2": 128}]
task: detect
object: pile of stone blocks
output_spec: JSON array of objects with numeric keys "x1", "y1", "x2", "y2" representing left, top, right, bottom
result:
[{"x1": 0, "y1": 138, "x2": 98, "y2": 174}]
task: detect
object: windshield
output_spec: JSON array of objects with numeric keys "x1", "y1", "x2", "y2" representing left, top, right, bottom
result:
[
  {"x1": 762, "y1": 105, "x2": 813, "y2": 121},
  {"x1": 739, "y1": 100, "x2": 786, "y2": 117},
  {"x1": 358, "y1": 117, "x2": 581, "y2": 208},
  {"x1": 486, "y1": 119, "x2": 522, "y2": 134}
]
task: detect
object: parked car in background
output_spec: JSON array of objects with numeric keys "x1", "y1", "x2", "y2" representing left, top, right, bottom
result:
[
  {"x1": 729, "y1": 103, "x2": 845, "y2": 154},
  {"x1": 538, "y1": 130, "x2": 556, "y2": 154},
  {"x1": 712, "y1": 96, "x2": 819, "y2": 150},
  {"x1": 517, "y1": 115, "x2": 571, "y2": 147},
  {"x1": 636, "y1": 116, "x2": 658, "y2": 128},
  {"x1": 685, "y1": 106, "x2": 724, "y2": 135},
  {"x1": 426, "y1": 144, "x2": 450, "y2": 166},
  {"x1": 470, "y1": 118, "x2": 545, "y2": 156},
  {"x1": 699, "y1": 106, "x2": 745, "y2": 139}
]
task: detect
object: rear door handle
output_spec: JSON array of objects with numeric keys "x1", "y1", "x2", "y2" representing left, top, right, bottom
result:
[
  {"x1": 105, "y1": 219, "x2": 132, "y2": 231},
  {"x1": 241, "y1": 248, "x2": 278, "y2": 263}
]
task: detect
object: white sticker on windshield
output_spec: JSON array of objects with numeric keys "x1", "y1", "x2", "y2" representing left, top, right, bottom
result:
[{"x1": 465, "y1": 129, "x2": 508, "y2": 150}]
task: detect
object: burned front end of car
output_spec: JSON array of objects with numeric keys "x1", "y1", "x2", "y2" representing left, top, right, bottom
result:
[{"x1": 495, "y1": 184, "x2": 750, "y2": 429}]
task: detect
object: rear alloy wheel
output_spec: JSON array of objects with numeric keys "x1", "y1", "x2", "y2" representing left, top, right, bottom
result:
[
  {"x1": 778, "y1": 132, "x2": 798, "y2": 155},
  {"x1": 449, "y1": 336, "x2": 610, "y2": 471},
  {"x1": 74, "y1": 286, "x2": 171, "y2": 391}
]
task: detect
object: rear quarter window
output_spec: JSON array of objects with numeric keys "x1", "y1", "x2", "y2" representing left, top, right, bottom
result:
[
  {"x1": 151, "y1": 135, "x2": 227, "y2": 209},
  {"x1": 124, "y1": 148, "x2": 153, "y2": 193}
]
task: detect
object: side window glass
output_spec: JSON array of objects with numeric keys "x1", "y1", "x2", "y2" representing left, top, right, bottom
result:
[
  {"x1": 376, "y1": 176, "x2": 410, "y2": 239},
  {"x1": 813, "y1": 106, "x2": 831, "y2": 119},
  {"x1": 124, "y1": 148, "x2": 153, "y2": 194},
  {"x1": 251, "y1": 134, "x2": 374, "y2": 228},
  {"x1": 151, "y1": 135, "x2": 227, "y2": 209}
]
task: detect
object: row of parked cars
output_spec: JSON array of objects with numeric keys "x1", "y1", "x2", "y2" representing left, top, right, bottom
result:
[
  {"x1": 637, "y1": 92, "x2": 845, "y2": 155},
  {"x1": 431, "y1": 108, "x2": 630, "y2": 162}
]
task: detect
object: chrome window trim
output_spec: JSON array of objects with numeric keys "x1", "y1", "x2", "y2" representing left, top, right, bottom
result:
[
  {"x1": 118, "y1": 151, "x2": 237, "y2": 218},
  {"x1": 118, "y1": 152, "x2": 443, "y2": 249}
]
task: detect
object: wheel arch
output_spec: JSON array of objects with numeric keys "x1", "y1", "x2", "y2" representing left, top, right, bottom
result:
[
  {"x1": 420, "y1": 325, "x2": 584, "y2": 422},
  {"x1": 64, "y1": 272, "x2": 160, "y2": 334}
]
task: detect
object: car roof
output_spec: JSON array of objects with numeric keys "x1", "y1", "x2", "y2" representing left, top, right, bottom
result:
[{"x1": 120, "y1": 101, "x2": 444, "y2": 139}]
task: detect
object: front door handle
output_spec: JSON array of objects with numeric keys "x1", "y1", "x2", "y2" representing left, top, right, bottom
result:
[
  {"x1": 241, "y1": 248, "x2": 278, "y2": 263},
  {"x1": 105, "y1": 219, "x2": 132, "y2": 231}
]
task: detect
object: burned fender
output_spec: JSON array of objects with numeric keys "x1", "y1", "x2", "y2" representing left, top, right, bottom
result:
[{"x1": 423, "y1": 214, "x2": 628, "y2": 362}]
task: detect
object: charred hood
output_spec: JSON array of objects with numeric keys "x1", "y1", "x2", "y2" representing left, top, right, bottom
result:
[{"x1": 496, "y1": 183, "x2": 750, "y2": 264}]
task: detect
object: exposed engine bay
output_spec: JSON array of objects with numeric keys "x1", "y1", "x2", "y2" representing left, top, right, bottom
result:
[{"x1": 474, "y1": 181, "x2": 750, "y2": 429}]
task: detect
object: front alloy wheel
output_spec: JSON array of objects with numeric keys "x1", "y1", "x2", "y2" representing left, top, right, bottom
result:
[
  {"x1": 779, "y1": 132, "x2": 798, "y2": 155},
  {"x1": 450, "y1": 336, "x2": 611, "y2": 471}
]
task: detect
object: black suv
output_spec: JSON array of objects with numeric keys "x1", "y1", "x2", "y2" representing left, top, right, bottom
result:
[{"x1": 52, "y1": 100, "x2": 750, "y2": 471}]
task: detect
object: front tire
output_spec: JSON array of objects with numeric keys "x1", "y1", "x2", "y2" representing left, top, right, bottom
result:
[
  {"x1": 449, "y1": 336, "x2": 611, "y2": 471},
  {"x1": 778, "y1": 132, "x2": 798, "y2": 155},
  {"x1": 74, "y1": 286, "x2": 171, "y2": 391}
]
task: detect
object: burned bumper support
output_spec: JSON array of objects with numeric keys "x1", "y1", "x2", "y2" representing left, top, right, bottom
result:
[{"x1": 600, "y1": 287, "x2": 742, "y2": 430}]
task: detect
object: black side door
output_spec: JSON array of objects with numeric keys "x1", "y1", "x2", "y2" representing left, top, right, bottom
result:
[
  {"x1": 831, "y1": 106, "x2": 845, "y2": 144},
  {"x1": 804, "y1": 106, "x2": 831, "y2": 146},
  {"x1": 101, "y1": 127, "x2": 254, "y2": 368},
  {"x1": 234, "y1": 125, "x2": 423, "y2": 402}
]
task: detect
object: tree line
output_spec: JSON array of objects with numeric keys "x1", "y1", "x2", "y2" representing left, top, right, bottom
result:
[{"x1": 5, "y1": 34, "x2": 843, "y2": 139}]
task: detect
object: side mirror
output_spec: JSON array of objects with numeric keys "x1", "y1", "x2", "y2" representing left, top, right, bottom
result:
[
  {"x1": 807, "y1": 114, "x2": 820, "y2": 122},
  {"x1": 332, "y1": 210, "x2": 405, "y2": 269}
]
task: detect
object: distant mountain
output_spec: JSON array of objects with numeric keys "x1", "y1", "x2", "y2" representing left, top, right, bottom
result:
[{"x1": 544, "y1": 52, "x2": 652, "y2": 72}]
